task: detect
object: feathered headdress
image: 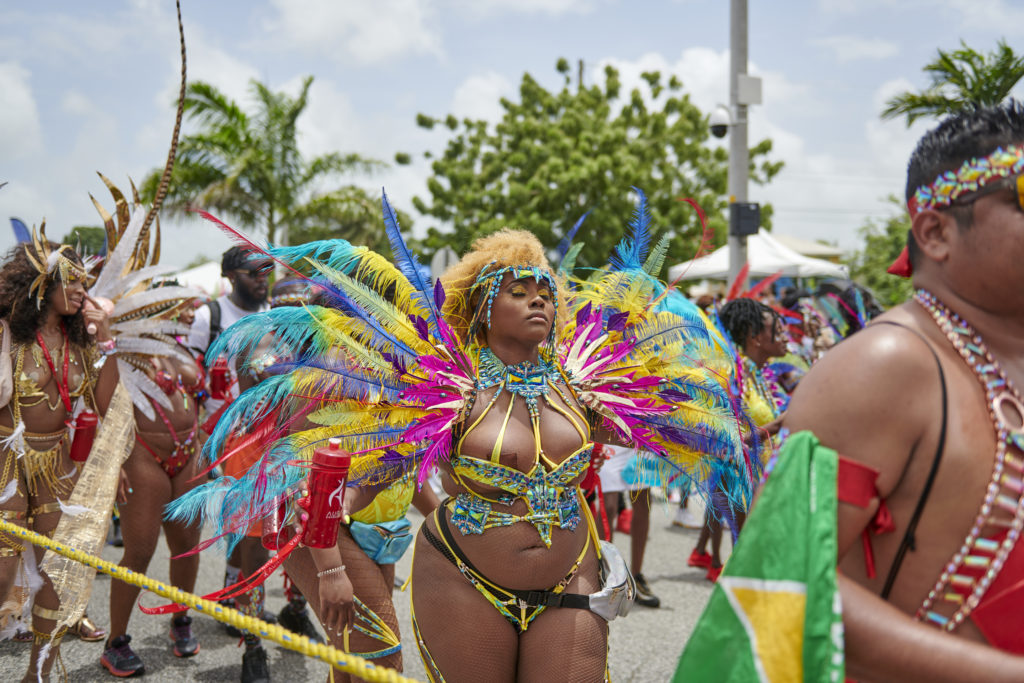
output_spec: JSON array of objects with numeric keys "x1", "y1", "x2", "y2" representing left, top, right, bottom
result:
[
  {"x1": 89, "y1": 179, "x2": 200, "y2": 420},
  {"x1": 23, "y1": 222, "x2": 94, "y2": 308}
]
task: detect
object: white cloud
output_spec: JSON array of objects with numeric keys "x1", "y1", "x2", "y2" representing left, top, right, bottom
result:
[
  {"x1": 266, "y1": 0, "x2": 442, "y2": 65},
  {"x1": 813, "y1": 35, "x2": 899, "y2": 63},
  {"x1": 449, "y1": 0, "x2": 595, "y2": 16},
  {"x1": 449, "y1": 71, "x2": 514, "y2": 123},
  {"x1": 0, "y1": 62, "x2": 43, "y2": 161},
  {"x1": 938, "y1": 0, "x2": 1024, "y2": 32}
]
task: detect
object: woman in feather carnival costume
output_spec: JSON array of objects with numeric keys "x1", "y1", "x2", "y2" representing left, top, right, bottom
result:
[
  {"x1": 87, "y1": 182, "x2": 206, "y2": 676},
  {"x1": 171, "y1": 188, "x2": 750, "y2": 682},
  {"x1": 0, "y1": 227, "x2": 118, "y2": 677}
]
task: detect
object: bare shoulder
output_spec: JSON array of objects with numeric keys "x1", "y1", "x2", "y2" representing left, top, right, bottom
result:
[{"x1": 785, "y1": 304, "x2": 941, "y2": 490}]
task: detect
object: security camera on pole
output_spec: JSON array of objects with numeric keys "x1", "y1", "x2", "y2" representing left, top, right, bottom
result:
[{"x1": 725, "y1": 0, "x2": 762, "y2": 292}]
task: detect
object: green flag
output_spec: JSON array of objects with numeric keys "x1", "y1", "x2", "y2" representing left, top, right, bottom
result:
[{"x1": 674, "y1": 431, "x2": 845, "y2": 682}]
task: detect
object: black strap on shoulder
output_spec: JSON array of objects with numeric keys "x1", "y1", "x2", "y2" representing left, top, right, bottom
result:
[
  {"x1": 207, "y1": 299, "x2": 222, "y2": 349},
  {"x1": 871, "y1": 321, "x2": 948, "y2": 600}
]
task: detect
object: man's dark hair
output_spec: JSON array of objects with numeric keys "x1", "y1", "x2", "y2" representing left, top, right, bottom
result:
[
  {"x1": 719, "y1": 298, "x2": 776, "y2": 348},
  {"x1": 221, "y1": 246, "x2": 260, "y2": 276},
  {"x1": 905, "y1": 100, "x2": 1024, "y2": 266}
]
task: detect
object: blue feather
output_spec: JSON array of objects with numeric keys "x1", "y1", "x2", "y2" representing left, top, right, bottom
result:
[
  {"x1": 557, "y1": 211, "x2": 590, "y2": 258},
  {"x1": 609, "y1": 187, "x2": 651, "y2": 271},
  {"x1": 381, "y1": 189, "x2": 441, "y2": 335},
  {"x1": 9, "y1": 218, "x2": 30, "y2": 244}
]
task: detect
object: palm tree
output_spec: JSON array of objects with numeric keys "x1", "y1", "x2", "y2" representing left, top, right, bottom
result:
[
  {"x1": 882, "y1": 40, "x2": 1024, "y2": 126},
  {"x1": 143, "y1": 76, "x2": 388, "y2": 247}
]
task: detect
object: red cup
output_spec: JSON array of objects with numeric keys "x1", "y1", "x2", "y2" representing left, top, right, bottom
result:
[
  {"x1": 261, "y1": 499, "x2": 292, "y2": 550},
  {"x1": 69, "y1": 410, "x2": 98, "y2": 463},
  {"x1": 302, "y1": 438, "x2": 350, "y2": 549},
  {"x1": 209, "y1": 357, "x2": 229, "y2": 400}
]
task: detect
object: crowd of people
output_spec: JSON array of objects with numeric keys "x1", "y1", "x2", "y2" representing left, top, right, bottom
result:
[{"x1": 3, "y1": 91, "x2": 1024, "y2": 683}]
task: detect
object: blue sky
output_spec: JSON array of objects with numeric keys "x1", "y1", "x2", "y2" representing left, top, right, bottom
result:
[{"x1": 2, "y1": 0, "x2": 1024, "y2": 268}]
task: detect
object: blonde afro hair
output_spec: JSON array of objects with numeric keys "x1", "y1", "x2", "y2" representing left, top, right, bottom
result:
[{"x1": 440, "y1": 228, "x2": 568, "y2": 345}]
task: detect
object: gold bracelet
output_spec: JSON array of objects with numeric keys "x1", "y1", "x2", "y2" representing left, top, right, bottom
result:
[{"x1": 316, "y1": 565, "x2": 346, "y2": 579}]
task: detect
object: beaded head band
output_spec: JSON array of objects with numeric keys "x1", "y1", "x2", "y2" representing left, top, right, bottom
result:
[
  {"x1": 23, "y1": 222, "x2": 91, "y2": 308},
  {"x1": 889, "y1": 143, "x2": 1024, "y2": 277},
  {"x1": 468, "y1": 264, "x2": 559, "y2": 346}
]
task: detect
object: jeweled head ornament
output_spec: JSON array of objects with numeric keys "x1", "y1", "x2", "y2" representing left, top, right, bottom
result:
[
  {"x1": 468, "y1": 263, "x2": 559, "y2": 345},
  {"x1": 908, "y1": 143, "x2": 1024, "y2": 217},
  {"x1": 890, "y1": 143, "x2": 1024, "y2": 277},
  {"x1": 23, "y1": 222, "x2": 90, "y2": 308}
]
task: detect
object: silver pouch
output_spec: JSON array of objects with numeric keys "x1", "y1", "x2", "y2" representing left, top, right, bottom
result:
[{"x1": 588, "y1": 540, "x2": 636, "y2": 621}]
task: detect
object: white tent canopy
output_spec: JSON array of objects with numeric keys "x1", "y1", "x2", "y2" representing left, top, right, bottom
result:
[
  {"x1": 668, "y1": 229, "x2": 848, "y2": 281},
  {"x1": 172, "y1": 261, "x2": 231, "y2": 297}
]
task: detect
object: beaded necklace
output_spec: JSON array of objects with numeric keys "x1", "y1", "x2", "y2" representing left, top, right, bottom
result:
[
  {"x1": 913, "y1": 289, "x2": 1024, "y2": 631},
  {"x1": 476, "y1": 347, "x2": 561, "y2": 418}
]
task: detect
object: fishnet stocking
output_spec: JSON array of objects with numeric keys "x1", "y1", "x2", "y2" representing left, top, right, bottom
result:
[
  {"x1": 410, "y1": 524, "x2": 609, "y2": 682},
  {"x1": 284, "y1": 526, "x2": 402, "y2": 683}
]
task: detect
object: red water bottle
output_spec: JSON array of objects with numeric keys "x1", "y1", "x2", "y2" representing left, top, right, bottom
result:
[
  {"x1": 302, "y1": 438, "x2": 350, "y2": 548},
  {"x1": 209, "y1": 357, "x2": 229, "y2": 400},
  {"x1": 69, "y1": 410, "x2": 98, "y2": 463}
]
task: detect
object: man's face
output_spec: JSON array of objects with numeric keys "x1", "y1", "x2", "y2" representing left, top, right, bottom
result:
[
  {"x1": 945, "y1": 175, "x2": 1024, "y2": 308},
  {"x1": 229, "y1": 259, "x2": 271, "y2": 307}
]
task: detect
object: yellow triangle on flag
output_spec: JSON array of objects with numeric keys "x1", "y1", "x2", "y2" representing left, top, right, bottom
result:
[{"x1": 722, "y1": 577, "x2": 807, "y2": 683}]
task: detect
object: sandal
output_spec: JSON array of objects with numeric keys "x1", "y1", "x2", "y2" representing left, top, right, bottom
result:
[{"x1": 72, "y1": 614, "x2": 107, "y2": 642}]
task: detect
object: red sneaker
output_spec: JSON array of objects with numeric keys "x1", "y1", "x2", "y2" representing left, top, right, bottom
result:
[
  {"x1": 615, "y1": 508, "x2": 633, "y2": 534},
  {"x1": 706, "y1": 565, "x2": 723, "y2": 583},
  {"x1": 687, "y1": 549, "x2": 712, "y2": 568}
]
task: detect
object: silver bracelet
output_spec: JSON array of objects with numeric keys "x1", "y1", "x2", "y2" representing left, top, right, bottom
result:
[{"x1": 316, "y1": 565, "x2": 346, "y2": 579}]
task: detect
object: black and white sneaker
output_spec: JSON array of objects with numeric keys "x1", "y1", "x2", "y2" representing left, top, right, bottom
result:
[{"x1": 633, "y1": 573, "x2": 661, "y2": 608}]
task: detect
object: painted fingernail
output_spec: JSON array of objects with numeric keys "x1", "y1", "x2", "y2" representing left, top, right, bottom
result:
[{"x1": 128, "y1": 488, "x2": 134, "y2": 494}]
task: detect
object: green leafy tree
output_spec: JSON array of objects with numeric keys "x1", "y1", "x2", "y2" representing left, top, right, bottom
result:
[
  {"x1": 408, "y1": 60, "x2": 782, "y2": 272},
  {"x1": 142, "y1": 76, "x2": 389, "y2": 248},
  {"x1": 845, "y1": 197, "x2": 913, "y2": 308},
  {"x1": 882, "y1": 40, "x2": 1024, "y2": 125},
  {"x1": 61, "y1": 226, "x2": 106, "y2": 256}
]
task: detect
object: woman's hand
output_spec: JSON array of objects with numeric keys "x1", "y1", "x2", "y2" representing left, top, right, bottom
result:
[
  {"x1": 318, "y1": 570, "x2": 355, "y2": 639},
  {"x1": 116, "y1": 468, "x2": 131, "y2": 505},
  {"x1": 82, "y1": 295, "x2": 114, "y2": 341}
]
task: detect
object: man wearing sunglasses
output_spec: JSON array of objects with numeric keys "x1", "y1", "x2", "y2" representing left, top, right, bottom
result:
[
  {"x1": 683, "y1": 103, "x2": 1024, "y2": 681},
  {"x1": 187, "y1": 246, "x2": 272, "y2": 362},
  {"x1": 773, "y1": 102, "x2": 1024, "y2": 680},
  {"x1": 186, "y1": 245, "x2": 275, "y2": 681}
]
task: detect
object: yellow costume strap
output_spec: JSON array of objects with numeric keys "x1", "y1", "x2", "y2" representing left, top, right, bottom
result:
[
  {"x1": 0, "y1": 518, "x2": 421, "y2": 683},
  {"x1": 490, "y1": 394, "x2": 517, "y2": 464}
]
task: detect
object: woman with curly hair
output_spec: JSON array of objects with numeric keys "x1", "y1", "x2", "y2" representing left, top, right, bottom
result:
[
  {"x1": 0, "y1": 234, "x2": 118, "y2": 680},
  {"x1": 174, "y1": 192, "x2": 743, "y2": 682},
  {"x1": 101, "y1": 287, "x2": 206, "y2": 677}
]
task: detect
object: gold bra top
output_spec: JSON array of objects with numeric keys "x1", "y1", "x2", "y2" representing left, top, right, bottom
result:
[{"x1": 12, "y1": 339, "x2": 94, "y2": 412}]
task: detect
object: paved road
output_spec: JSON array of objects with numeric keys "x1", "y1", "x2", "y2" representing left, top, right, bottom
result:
[{"x1": 1, "y1": 495, "x2": 729, "y2": 682}]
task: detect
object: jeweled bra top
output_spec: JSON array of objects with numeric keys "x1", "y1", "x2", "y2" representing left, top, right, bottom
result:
[{"x1": 447, "y1": 348, "x2": 592, "y2": 547}]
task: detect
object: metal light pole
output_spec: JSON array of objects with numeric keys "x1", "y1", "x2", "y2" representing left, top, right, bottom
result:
[{"x1": 726, "y1": 0, "x2": 750, "y2": 291}]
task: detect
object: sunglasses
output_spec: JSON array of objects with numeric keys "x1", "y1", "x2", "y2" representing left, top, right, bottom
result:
[
  {"x1": 951, "y1": 174, "x2": 1024, "y2": 211},
  {"x1": 235, "y1": 265, "x2": 273, "y2": 279}
]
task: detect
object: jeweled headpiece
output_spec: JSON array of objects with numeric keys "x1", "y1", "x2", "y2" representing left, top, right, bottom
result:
[
  {"x1": 23, "y1": 222, "x2": 91, "y2": 308},
  {"x1": 468, "y1": 263, "x2": 559, "y2": 345},
  {"x1": 890, "y1": 143, "x2": 1024, "y2": 277},
  {"x1": 908, "y1": 143, "x2": 1024, "y2": 217}
]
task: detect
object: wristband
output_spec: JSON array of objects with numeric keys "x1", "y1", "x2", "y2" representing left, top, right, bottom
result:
[
  {"x1": 316, "y1": 565, "x2": 346, "y2": 579},
  {"x1": 97, "y1": 338, "x2": 117, "y2": 355}
]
